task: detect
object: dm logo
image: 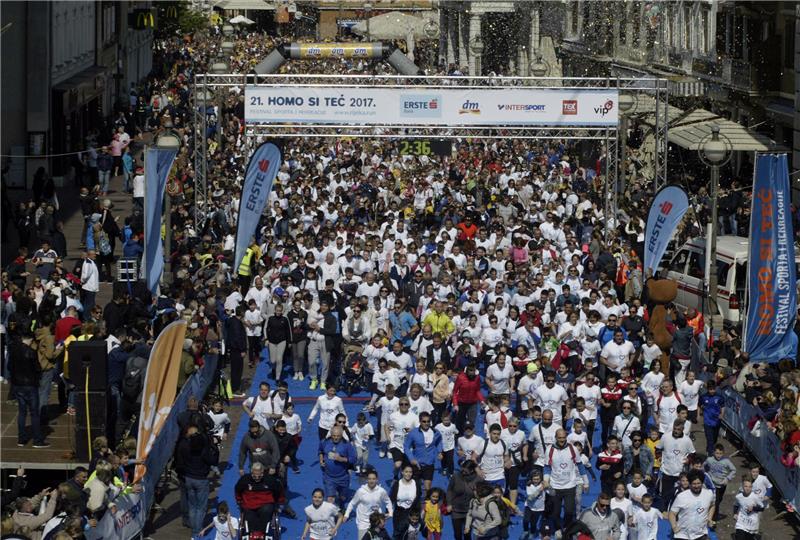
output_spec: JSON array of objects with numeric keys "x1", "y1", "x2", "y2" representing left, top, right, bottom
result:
[
  {"x1": 459, "y1": 100, "x2": 481, "y2": 115},
  {"x1": 400, "y1": 94, "x2": 442, "y2": 118}
]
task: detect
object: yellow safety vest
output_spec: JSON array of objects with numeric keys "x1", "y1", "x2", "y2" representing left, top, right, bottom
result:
[{"x1": 238, "y1": 247, "x2": 254, "y2": 277}]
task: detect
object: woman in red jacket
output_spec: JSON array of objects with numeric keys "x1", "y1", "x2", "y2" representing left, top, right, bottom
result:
[{"x1": 452, "y1": 362, "x2": 485, "y2": 433}]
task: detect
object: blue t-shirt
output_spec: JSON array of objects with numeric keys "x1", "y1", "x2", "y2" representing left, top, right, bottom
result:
[
  {"x1": 699, "y1": 393, "x2": 724, "y2": 427},
  {"x1": 318, "y1": 438, "x2": 356, "y2": 481},
  {"x1": 389, "y1": 310, "x2": 417, "y2": 348}
]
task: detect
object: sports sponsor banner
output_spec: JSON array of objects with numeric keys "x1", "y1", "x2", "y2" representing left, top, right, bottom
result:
[
  {"x1": 294, "y1": 42, "x2": 380, "y2": 58},
  {"x1": 87, "y1": 354, "x2": 219, "y2": 539},
  {"x1": 643, "y1": 185, "x2": 690, "y2": 275},
  {"x1": 745, "y1": 153, "x2": 797, "y2": 362},
  {"x1": 245, "y1": 87, "x2": 619, "y2": 126},
  {"x1": 134, "y1": 320, "x2": 187, "y2": 483},
  {"x1": 234, "y1": 142, "x2": 283, "y2": 271},
  {"x1": 143, "y1": 146, "x2": 179, "y2": 296},
  {"x1": 720, "y1": 387, "x2": 800, "y2": 517}
]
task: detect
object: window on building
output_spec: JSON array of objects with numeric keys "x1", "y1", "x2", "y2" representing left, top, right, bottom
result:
[
  {"x1": 102, "y1": 4, "x2": 116, "y2": 45},
  {"x1": 571, "y1": 2, "x2": 579, "y2": 35},
  {"x1": 732, "y1": 13, "x2": 744, "y2": 58},
  {"x1": 684, "y1": 5, "x2": 692, "y2": 50},
  {"x1": 786, "y1": 21, "x2": 796, "y2": 69},
  {"x1": 619, "y1": 6, "x2": 627, "y2": 45},
  {"x1": 632, "y1": 2, "x2": 641, "y2": 47},
  {"x1": 700, "y1": 8, "x2": 709, "y2": 53},
  {"x1": 716, "y1": 11, "x2": 727, "y2": 56}
]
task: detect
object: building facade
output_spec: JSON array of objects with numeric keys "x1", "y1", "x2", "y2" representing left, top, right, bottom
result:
[
  {"x1": 1, "y1": 1, "x2": 153, "y2": 187},
  {"x1": 554, "y1": 0, "x2": 799, "y2": 175}
]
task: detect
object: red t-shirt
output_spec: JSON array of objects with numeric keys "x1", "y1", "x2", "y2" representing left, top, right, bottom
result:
[{"x1": 55, "y1": 316, "x2": 82, "y2": 342}]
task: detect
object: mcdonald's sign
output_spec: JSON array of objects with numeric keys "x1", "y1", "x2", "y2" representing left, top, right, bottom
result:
[
  {"x1": 129, "y1": 8, "x2": 155, "y2": 30},
  {"x1": 165, "y1": 6, "x2": 178, "y2": 19}
]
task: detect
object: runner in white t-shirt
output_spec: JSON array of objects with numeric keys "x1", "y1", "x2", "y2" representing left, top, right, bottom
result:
[
  {"x1": 677, "y1": 371, "x2": 703, "y2": 423},
  {"x1": 668, "y1": 471, "x2": 715, "y2": 540},
  {"x1": 303, "y1": 488, "x2": 343, "y2": 540},
  {"x1": 198, "y1": 503, "x2": 239, "y2": 540}
]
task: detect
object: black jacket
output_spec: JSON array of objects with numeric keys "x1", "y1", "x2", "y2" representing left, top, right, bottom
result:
[
  {"x1": 175, "y1": 432, "x2": 218, "y2": 480},
  {"x1": 426, "y1": 344, "x2": 452, "y2": 372},
  {"x1": 320, "y1": 312, "x2": 339, "y2": 352},
  {"x1": 225, "y1": 317, "x2": 247, "y2": 351},
  {"x1": 389, "y1": 478, "x2": 422, "y2": 513},
  {"x1": 8, "y1": 337, "x2": 40, "y2": 387},
  {"x1": 265, "y1": 315, "x2": 291, "y2": 344}
]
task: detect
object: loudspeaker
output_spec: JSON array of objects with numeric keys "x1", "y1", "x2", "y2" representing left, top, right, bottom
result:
[
  {"x1": 68, "y1": 341, "x2": 107, "y2": 390},
  {"x1": 74, "y1": 390, "x2": 108, "y2": 461}
]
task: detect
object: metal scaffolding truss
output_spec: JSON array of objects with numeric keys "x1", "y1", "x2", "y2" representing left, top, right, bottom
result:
[{"x1": 192, "y1": 73, "x2": 669, "y2": 237}]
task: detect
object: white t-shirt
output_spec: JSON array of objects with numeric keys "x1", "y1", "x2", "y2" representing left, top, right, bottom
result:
[
  {"x1": 670, "y1": 488, "x2": 715, "y2": 539},
  {"x1": 212, "y1": 516, "x2": 240, "y2": 540},
  {"x1": 500, "y1": 428, "x2": 526, "y2": 465},
  {"x1": 244, "y1": 309, "x2": 264, "y2": 337},
  {"x1": 435, "y1": 422, "x2": 458, "y2": 452},
  {"x1": 351, "y1": 422, "x2": 375, "y2": 450},
  {"x1": 304, "y1": 501, "x2": 340, "y2": 540},
  {"x1": 525, "y1": 483, "x2": 546, "y2": 511},
  {"x1": 657, "y1": 433, "x2": 695, "y2": 476},
  {"x1": 283, "y1": 413, "x2": 302, "y2": 436},
  {"x1": 309, "y1": 395, "x2": 346, "y2": 430},
  {"x1": 601, "y1": 340, "x2": 634, "y2": 372},
  {"x1": 751, "y1": 474, "x2": 773, "y2": 505},
  {"x1": 527, "y1": 421, "x2": 562, "y2": 466},
  {"x1": 575, "y1": 383, "x2": 602, "y2": 420},
  {"x1": 408, "y1": 395, "x2": 433, "y2": 417},
  {"x1": 641, "y1": 372, "x2": 665, "y2": 403},
  {"x1": 517, "y1": 374, "x2": 543, "y2": 411},
  {"x1": 244, "y1": 396, "x2": 274, "y2": 429},
  {"x1": 534, "y1": 384, "x2": 570, "y2": 424},
  {"x1": 478, "y1": 439, "x2": 507, "y2": 481},
  {"x1": 457, "y1": 434, "x2": 485, "y2": 459},
  {"x1": 678, "y1": 380, "x2": 703, "y2": 411},
  {"x1": 734, "y1": 492, "x2": 763, "y2": 533},
  {"x1": 632, "y1": 507, "x2": 660, "y2": 540},
  {"x1": 486, "y1": 362, "x2": 514, "y2": 395},
  {"x1": 388, "y1": 411, "x2": 419, "y2": 450},
  {"x1": 626, "y1": 482, "x2": 648, "y2": 505},
  {"x1": 612, "y1": 414, "x2": 641, "y2": 449},
  {"x1": 344, "y1": 485, "x2": 392, "y2": 531},
  {"x1": 656, "y1": 393, "x2": 682, "y2": 434}
]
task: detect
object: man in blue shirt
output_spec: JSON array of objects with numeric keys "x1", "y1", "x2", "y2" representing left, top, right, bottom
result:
[
  {"x1": 318, "y1": 425, "x2": 357, "y2": 507},
  {"x1": 403, "y1": 412, "x2": 443, "y2": 492},
  {"x1": 388, "y1": 302, "x2": 419, "y2": 350},
  {"x1": 698, "y1": 379, "x2": 725, "y2": 455}
]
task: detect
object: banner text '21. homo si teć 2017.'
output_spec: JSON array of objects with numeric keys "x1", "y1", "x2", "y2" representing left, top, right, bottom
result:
[{"x1": 244, "y1": 87, "x2": 619, "y2": 127}]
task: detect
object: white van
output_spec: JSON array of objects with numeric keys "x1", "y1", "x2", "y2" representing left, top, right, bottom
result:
[{"x1": 665, "y1": 235, "x2": 800, "y2": 324}]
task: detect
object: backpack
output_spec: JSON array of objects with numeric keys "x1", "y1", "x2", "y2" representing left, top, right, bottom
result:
[
  {"x1": 122, "y1": 356, "x2": 147, "y2": 401},
  {"x1": 97, "y1": 232, "x2": 112, "y2": 255},
  {"x1": 484, "y1": 495, "x2": 510, "y2": 528}
]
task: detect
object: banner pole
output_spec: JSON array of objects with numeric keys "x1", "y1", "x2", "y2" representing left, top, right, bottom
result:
[{"x1": 742, "y1": 151, "x2": 759, "y2": 352}]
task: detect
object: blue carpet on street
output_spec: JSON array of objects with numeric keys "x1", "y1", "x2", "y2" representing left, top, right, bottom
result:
[{"x1": 203, "y1": 354, "x2": 719, "y2": 540}]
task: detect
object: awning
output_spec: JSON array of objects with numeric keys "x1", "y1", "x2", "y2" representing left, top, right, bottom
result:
[
  {"x1": 668, "y1": 110, "x2": 786, "y2": 152},
  {"x1": 52, "y1": 65, "x2": 107, "y2": 91},
  {"x1": 765, "y1": 99, "x2": 796, "y2": 122},
  {"x1": 668, "y1": 77, "x2": 706, "y2": 98},
  {"x1": 214, "y1": 0, "x2": 275, "y2": 11}
]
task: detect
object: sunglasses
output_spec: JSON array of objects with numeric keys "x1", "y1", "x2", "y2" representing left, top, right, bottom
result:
[{"x1": 400, "y1": 402, "x2": 410, "y2": 406}]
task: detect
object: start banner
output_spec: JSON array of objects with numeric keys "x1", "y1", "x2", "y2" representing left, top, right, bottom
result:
[{"x1": 245, "y1": 86, "x2": 619, "y2": 126}]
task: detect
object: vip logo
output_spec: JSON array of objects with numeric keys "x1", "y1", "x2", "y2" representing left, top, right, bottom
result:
[
  {"x1": 562, "y1": 100, "x2": 578, "y2": 115},
  {"x1": 258, "y1": 159, "x2": 270, "y2": 172},
  {"x1": 660, "y1": 201, "x2": 673, "y2": 215},
  {"x1": 594, "y1": 100, "x2": 615, "y2": 116}
]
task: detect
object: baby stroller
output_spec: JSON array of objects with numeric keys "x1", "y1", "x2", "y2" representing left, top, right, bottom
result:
[
  {"x1": 238, "y1": 507, "x2": 281, "y2": 540},
  {"x1": 339, "y1": 350, "x2": 367, "y2": 396}
]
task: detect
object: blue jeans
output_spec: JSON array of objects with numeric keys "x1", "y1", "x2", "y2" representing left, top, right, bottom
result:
[
  {"x1": 183, "y1": 476, "x2": 209, "y2": 535},
  {"x1": 38, "y1": 367, "x2": 56, "y2": 418},
  {"x1": 14, "y1": 386, "x2": 44, "y2": 444},
  {"x1": 98, "y1": 170, "x2": 111, "y2": 193}
]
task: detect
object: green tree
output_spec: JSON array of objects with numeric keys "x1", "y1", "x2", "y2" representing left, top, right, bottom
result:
[{"x1": 156, "y1": 1, "x2": 209, "y2": 38}]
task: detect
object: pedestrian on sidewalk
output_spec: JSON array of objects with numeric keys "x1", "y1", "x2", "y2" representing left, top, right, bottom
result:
[
  {"x1": 9, "y1": 324, "x2": 50, "y2": 448},
  {"x1": 96, "y1": 148, "x2": 113, "y2": 196},
  {"x1": 80, "y1": 251, "x2": 99, "y2": 314}
]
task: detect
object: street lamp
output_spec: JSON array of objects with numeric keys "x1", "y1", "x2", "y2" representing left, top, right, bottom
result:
[
  {"x1": 617, "y1": 92, "x2": 637, "y2": 197},
  {"x1": 530, "y1": 55, "x2": 548, "y2": 77},
  {"x1": 364, "y1": 3, "x2": 372, "y2": 41},
  {"x1": 698, "y1": 124, "x2": 731, "y2": 358}
]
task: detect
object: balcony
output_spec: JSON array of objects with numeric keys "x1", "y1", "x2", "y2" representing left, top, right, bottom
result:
[{"x1": 721, "y1": 58, "x2": 752, "y2": 90}]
